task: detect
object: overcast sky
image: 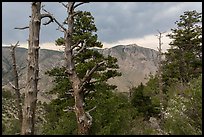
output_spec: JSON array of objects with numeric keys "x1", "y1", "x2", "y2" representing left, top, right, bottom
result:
[{"x1": 2, "y1": 2, "x2": 202, "y2": 51}]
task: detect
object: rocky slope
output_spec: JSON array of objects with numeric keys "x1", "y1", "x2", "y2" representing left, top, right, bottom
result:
[
  {"x1": 98, "y1": 44, "x2": 158, "y2": 93},
  {"x1": 2, "y1": 44, "x2": 158, "y2": 100},
  {"x1": 2, "y1": 47, "x2": 65, "y2": 102}
]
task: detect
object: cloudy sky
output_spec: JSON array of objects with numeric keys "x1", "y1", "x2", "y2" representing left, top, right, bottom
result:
[{"x1": 2, "y1": 2, "x2": 202, "y2": 51}]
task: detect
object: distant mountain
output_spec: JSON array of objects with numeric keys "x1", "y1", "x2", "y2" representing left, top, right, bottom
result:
[
  {"x1": 98, "y1": 44, "x2": 158, "y2": 93},
  {"x1": 2, "y1": 47, "x2": 65, "y2": 102},
  {"x1": 2, "y1": 44, "x2": 158, "y2": 101}
]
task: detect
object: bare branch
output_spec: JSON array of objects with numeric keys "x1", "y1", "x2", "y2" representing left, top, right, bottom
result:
[
  {"x1": 68, "y1": 88, "x2": 74, "y2": 92},
  {"x1": 59, "y1": 2, "x2": 68, "y2": 8},
  {"x1": 65, "y1": 92, "x2": 74, "y2": 97},
  {"x1": 19, "y1": 66, "x2": 26, "y2": 71},
  {"x1": 72, "y1": 11, "x2": 82, "y2": 17},
  {"x1": 71, "y1": 42, "x2": 81, "y2": 51},
  {"x1": 76, "y1": 44, "x2": 86, "y2": 54},
  {"x1": 68, "y1": 40, "x2": 83, "y2": 53},
  {"x1": 63, "y1": 106, "x2": 75, "y2": 112},
  {"x1": 52, "y1": 17, "x2": 67, "y2": 32},
  {"x1": 84, "y1": 61, "x2": 105, "y2": 81},
  {"x1": 9, "y1": 81, "x2": 18, "y2": 90},
  {"x1": 73, "y1": 2, "x2": 88, "y2": 9},
  {"x1": 70, "y1": 2, "x2": 75, "y2": 13},
  {"x1": 42, "y1": 7, "x2": 67, "y2": 31},
  {"x1": 86, "y1": 106, "x2": 97, "y2": 113},
  {"x1": 85, "y1": 106, "x2": 96, "y2": 126},
  {"x1": 18, "y1": 71, "x2": 25, "y2": 78},
  {"x1": 88, "y1": 80, "x2": 102, "y2": 85},
  {"x1": 156, "y1": 29, "x2": 166, "y2": 34},
  {"x1": 79, "y1": 61, "x2": 106, "y2": 92},
  {"x1": 14, "y1": 26, "x2": 29, "y2": 30},
  {"x1": 56, "y1": 26, "x2": 65, "y2": 32},
  {"x1": 64, "y1": 89, "x2": 74, "y2": 97},
  {"x1": 10, "y1": 41, "x2": 20, "y2": 49},
  {"x1": 73, "y1": 42, "x2": 86, "y2": 56},
  {"x1": 40, "y1": 13, "x2": 54, "y2": 25}
]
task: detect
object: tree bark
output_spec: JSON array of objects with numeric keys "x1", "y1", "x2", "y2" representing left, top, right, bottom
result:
[
  {"x1": 21, "y1": 2, "x2": 41, "y2": 135},
  {"x1": 157, "y1": 31, "x2": 165, "y2": 120},
  {"x1": 10, "y1": 42, "x2": 23, "y2": 129},
  {"x1": 157, "y1": 32, "x2": 163, "y2": 101},
  {"x1": 74, "y1": 92, "x2": 91, "y2": 135},
  {"x1": 64, "y1": 2, "x2": 90, "y2": 135}
]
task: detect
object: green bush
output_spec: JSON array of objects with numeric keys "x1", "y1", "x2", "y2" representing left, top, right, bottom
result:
[
  {"x1": 42, "y1": 89, "x2": 141, "y2": 135},
  {"x1": 130, "y1": 83, "x2": 160, "y2": 119},
  {"x1": 163, "y1": 75, "x2": 202, "y2": 135},
  {"x1": 2, "y1": 118, "x2": 20, "y2": 135},
  {"x1": 2, "y1": 88, "x2": 14, "y2": 99}
]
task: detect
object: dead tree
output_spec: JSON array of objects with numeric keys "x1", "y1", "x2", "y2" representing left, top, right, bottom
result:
[
  {"x1": 156, "y1": 30, "x2": 165, "y2": 117},
  {"x1": 15, "y1": 2, "x2": 53, "y2": 135},
  {"x1": 9, "y1": 41, "x2": 23, "y2": 130}
]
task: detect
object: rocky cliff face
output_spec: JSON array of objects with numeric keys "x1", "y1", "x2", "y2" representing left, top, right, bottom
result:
[
  {"x1": 2, "y1": 44, "x2": 158, "y2": 100},
  {"x1": 98, "y1": 44, "x2": 158, "y2": 93}
]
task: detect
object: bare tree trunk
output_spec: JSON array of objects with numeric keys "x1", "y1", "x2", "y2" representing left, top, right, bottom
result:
[
  {"x1": 156, "y1": 30, "x2": 165, "y2": 120},
  {"x1": 157, "y1": 31, "x2": 163, "y2": 101},
  {"x1": 21, "y1": 2, "x2": 41, "y2": 135},
  {"x1": 74, "y1": 92, "x2": 91, "y2": 134},
  {"x1": 10, "y1": 42, "x2": 23, "y2": 129}
]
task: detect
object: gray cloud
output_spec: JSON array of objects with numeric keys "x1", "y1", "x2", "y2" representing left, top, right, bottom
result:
[{"x1": 2, "y1": 2, "x2": 202, "y2": 44}]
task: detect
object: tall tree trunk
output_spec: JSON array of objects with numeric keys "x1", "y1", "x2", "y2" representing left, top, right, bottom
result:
[
  {"x1": 21, "y1": 2, "x2": 41, "y2": 135},
  {"x1": 74, "y1": 92, "x2": 90, "y2": 135},
  {"x1": 10, "y1": 42, "x2": 23, "y2": 130},
  {"x1": 157, "y1": 32, "x2": 163, "y2": 102},
  {"x1": 156, "y1": 31, "x2": 164, "y2": 120},
  {"x1": 64, "y1": 2, "x2": 90, "y2": 135}
]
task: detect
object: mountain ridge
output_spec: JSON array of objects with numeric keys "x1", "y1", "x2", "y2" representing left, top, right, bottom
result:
[{"x1": 2, "y1": 44, "x2": 159, "y2": 101}]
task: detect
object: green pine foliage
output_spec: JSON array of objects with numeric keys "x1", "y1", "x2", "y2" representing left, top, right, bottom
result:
[
  {"x1": 160, "y1": 10, "x2": 202, "y2": 135},
  {"x1": 162, "y1": 10, "x2": 202, "y2": 88},
  {"x1": 42, "y1": 88, "x2": 138, "y2": 135},
  {"x1": 130, "y1": 82, "x2": 160, "y2": 120}
]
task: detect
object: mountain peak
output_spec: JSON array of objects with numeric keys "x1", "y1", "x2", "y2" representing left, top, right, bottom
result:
[
  {"x1": 112, "y1": 43, "x2": 139, "y2": 48},
  {"x1": 126, "y1": 43, "x2": 138, "y2": 47},
  {"x1": 109, "y1": 43, "x2": 156, "y2": 52}
]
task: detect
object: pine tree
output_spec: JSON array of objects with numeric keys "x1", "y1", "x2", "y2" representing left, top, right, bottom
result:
[
  {"x1": 130, "y1": 83, "x2": 160, "y2": 119},
  {"x1": 162, "y1": 10, "x2": 202, "y2": 88},
  {"x1": 45, "y1": 9, "x2": 121, "y2": 134}
]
